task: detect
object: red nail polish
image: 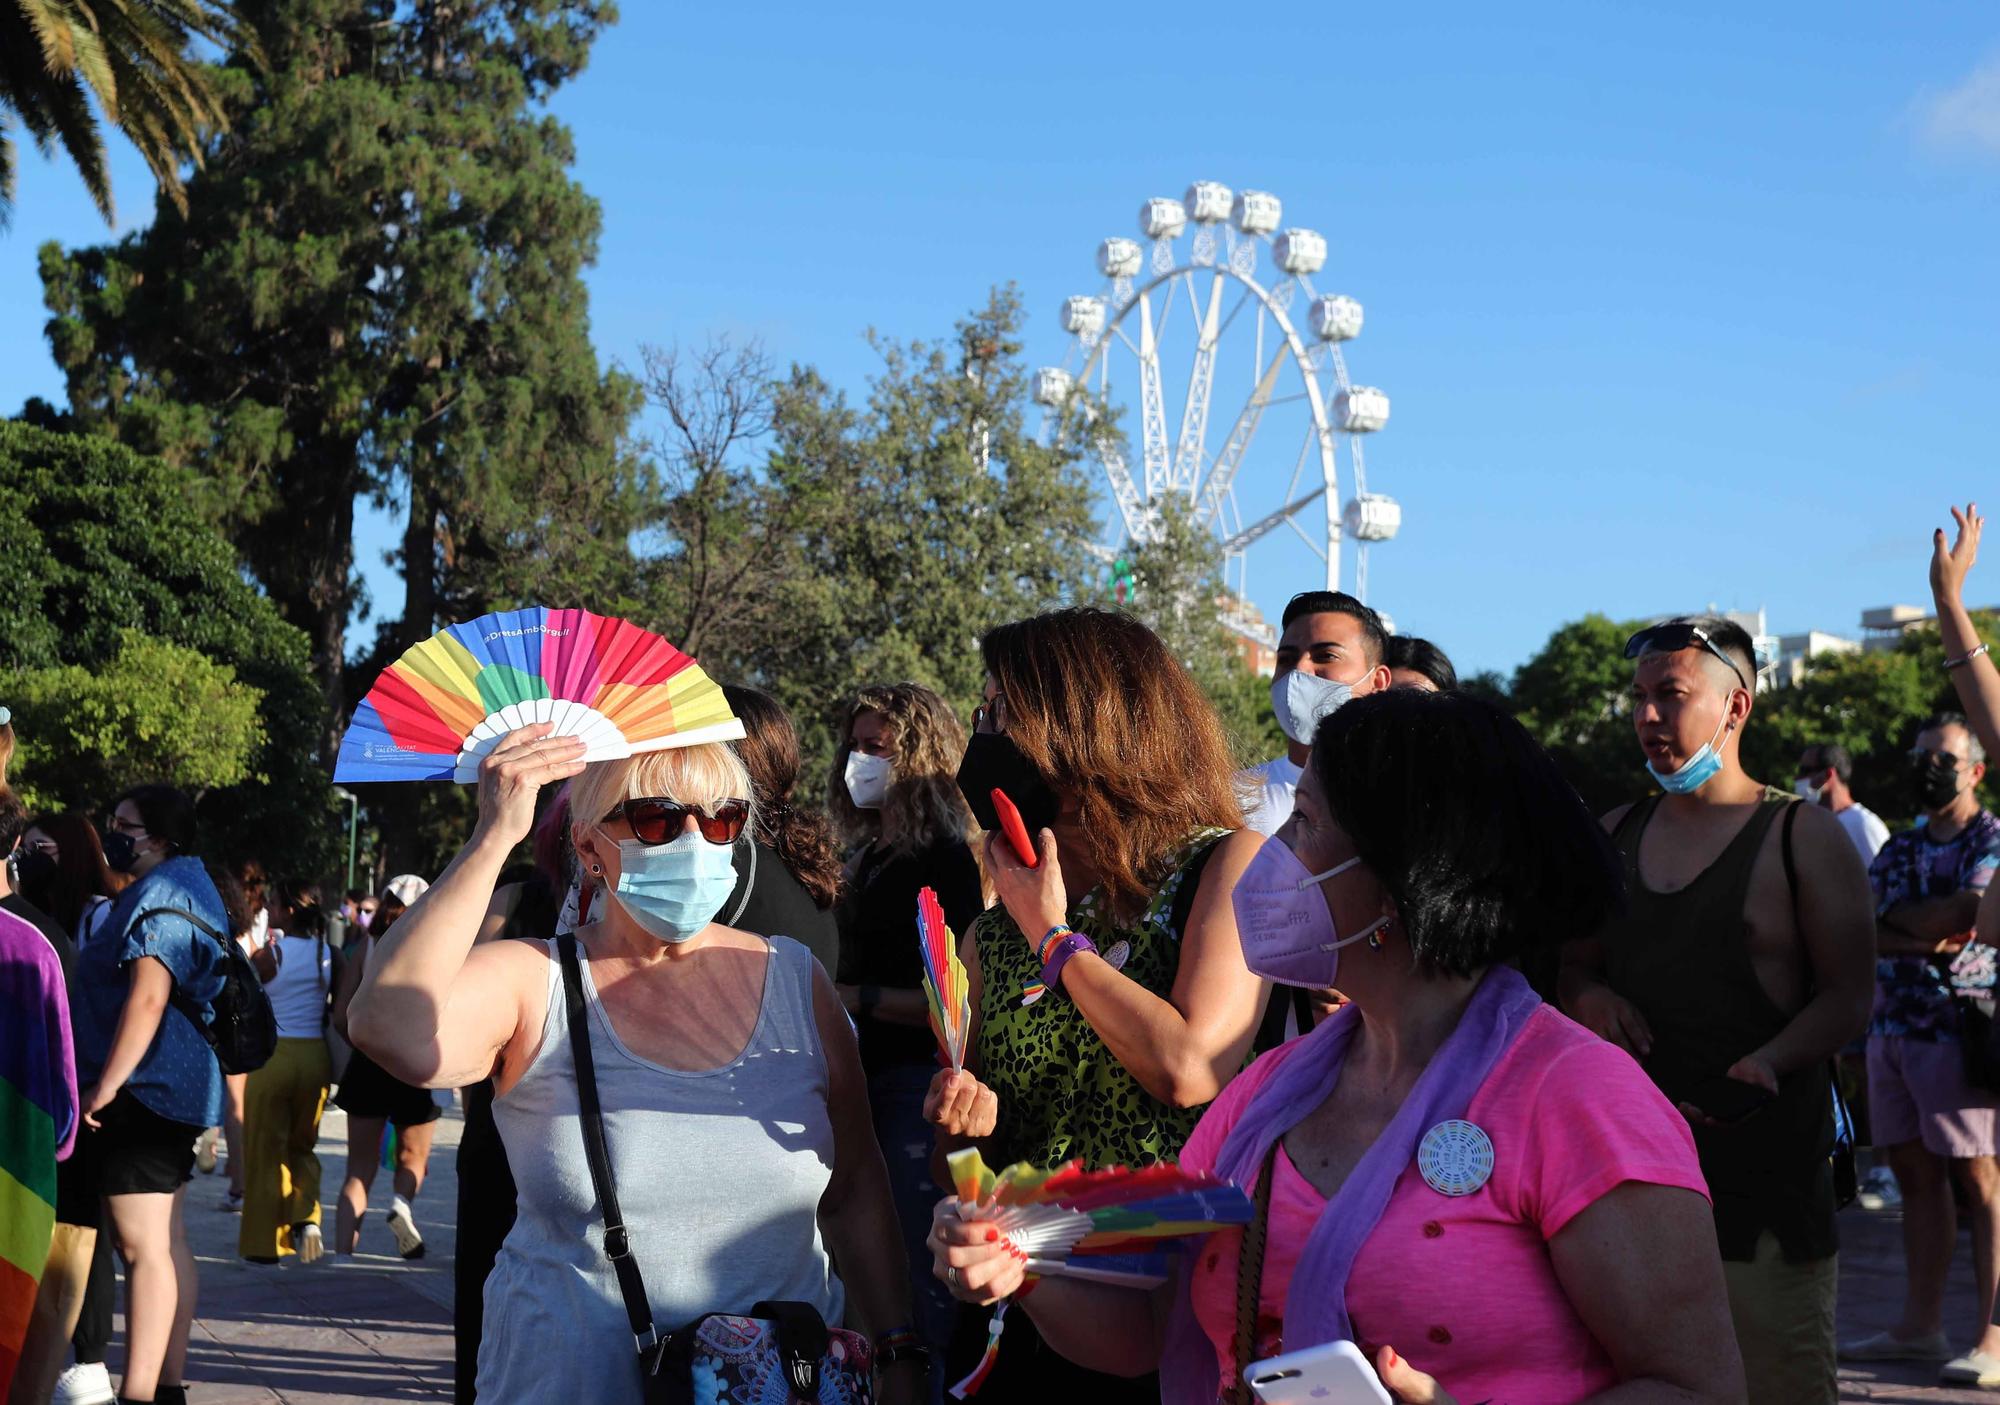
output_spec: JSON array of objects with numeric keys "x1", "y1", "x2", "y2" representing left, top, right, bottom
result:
[
  {"x1": 1385, "y1": 1347, "x2": 1399, "y2": 1368},
  {"x1": 986, "y1": 1228, "x2": 999, "y2": 1242}
]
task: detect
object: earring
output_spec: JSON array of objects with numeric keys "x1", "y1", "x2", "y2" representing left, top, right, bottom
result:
[
  {"x1": 1366, "y1": 931, "x2": 1385, "y2": 952},
  {"x1": 590, "y1": 862, "x2": 603, "y2": 876}
]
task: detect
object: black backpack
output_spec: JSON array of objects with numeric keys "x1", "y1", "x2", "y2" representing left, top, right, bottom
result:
[{"x1": 135, "y1": 905, "x2": 278, "y2": 1075}]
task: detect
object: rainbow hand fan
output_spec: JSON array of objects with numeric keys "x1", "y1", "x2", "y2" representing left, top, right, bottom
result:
[
  {"x1": 334, "y1": 607, "x2": 745, "y2": 783},
  {"x1": 945, "y1": 1148, "x2": 1252, "y2": 1288},
  {"x1": 918, "y1": 887, "x2": 970, "y2": 1070}
]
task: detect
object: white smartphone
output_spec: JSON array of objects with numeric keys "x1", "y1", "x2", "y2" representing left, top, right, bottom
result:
[{"x1": 1242, "y1": 1340, "x2": 1394, "y2": 1405}]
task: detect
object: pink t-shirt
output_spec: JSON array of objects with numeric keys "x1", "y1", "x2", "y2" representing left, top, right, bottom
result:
[{"x1": 1180, "y1": 1004, "x2": 1708, "y2": 1404}]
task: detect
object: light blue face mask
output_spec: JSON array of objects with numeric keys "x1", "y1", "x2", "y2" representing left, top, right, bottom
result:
[
  {"x1": 1646, "y1": 709, "x2": 1732, "y2": 795},
  {"x1": 1271, "y1": 670, "x2": 1355, "y2": 747},
  {"x1": 609, "y1": 832, "x2": 740, "y2": 944}
]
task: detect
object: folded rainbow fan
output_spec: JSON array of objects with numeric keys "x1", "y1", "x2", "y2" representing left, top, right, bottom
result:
[
  {"x1": 334, "y1": 607, "x2": 745, "y2": 783},
  {"x1": 919, "y1": 887, "x2": 970, "y2": 1070},
  {"x1": 946, "y1": 1148, "x2": 1253, "y2": 1288}
]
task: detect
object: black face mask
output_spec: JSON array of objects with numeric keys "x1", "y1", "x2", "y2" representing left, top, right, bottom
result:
[
  {"x1": 12, "y1": 847, "x2": 56, "y2": 895},
  {"x1": 956, "y1": 732, "x2": 1061, "y2": 837},
  {"x1": 1916, "y1": 757, "x2": 1965, "y2": 813},
  {"x1": 101, "y1": 830, "x2": 141, "y2": 874}
]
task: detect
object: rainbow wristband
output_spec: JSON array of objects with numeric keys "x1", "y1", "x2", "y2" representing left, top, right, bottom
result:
[
  {"x1": 1036, "y1": 924, "x2": 1073, "y2": 966},
  {"x1": 1041, "y1": 931, "x2": 1098, "y2": 993}
]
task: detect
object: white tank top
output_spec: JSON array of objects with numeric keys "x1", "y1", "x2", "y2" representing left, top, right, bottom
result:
[{"x1": 266, "y1": 932, "x2": 332, "y2": 1038}]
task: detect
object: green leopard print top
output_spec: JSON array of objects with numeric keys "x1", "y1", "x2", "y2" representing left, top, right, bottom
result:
[{"x1": 973, "y1": 828, "x2": 1230, "y2": 1171}]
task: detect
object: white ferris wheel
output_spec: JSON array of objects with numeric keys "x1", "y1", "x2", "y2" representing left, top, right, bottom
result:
[{"x1": 1035, "y1": 180, "x2": 1400, "y2": 612}]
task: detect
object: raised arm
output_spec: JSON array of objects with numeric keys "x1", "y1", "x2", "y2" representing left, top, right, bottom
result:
[
  {"x1": 1933, "y1": 504, "x2": 2000, "y2": 763},
  {"x1": 989, "y1": 827, "x2": 1268, "y2": 1108},
  {"x1": 349, "y1": 726, "x2": 585, "y2": 1088}
]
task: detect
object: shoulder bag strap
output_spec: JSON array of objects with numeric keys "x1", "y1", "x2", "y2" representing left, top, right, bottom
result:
[
  {"x1": 132, "y1": 905, "x2": 231, "y2": 1046},
  {"x1": 557, "y1": 933, "x2": 660, "y2": 1351},
  {"x1": 1226, "y1": 1140, "x2": 1282, "y2": 1405}
]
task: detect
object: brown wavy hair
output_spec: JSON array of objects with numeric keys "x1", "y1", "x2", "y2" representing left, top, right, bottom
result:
[
  {"x1": 981, "y1": 607, "x2": 1244, "y2": 920},
  {"x1": 722, "y1": 685, "x2": 844, "y2": 910},
  {"x1": 828, "y1": 683, "x2": 974, "y2": 858}
]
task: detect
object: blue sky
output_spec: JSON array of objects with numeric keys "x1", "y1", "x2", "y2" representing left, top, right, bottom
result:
[{"x1": 5, "y1": 2, "x2": 1998, "y2": 679}]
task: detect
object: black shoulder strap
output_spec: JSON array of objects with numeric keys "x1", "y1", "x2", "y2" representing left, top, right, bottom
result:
[
  {"x1": 1782, "y1": 799, "x2": 1801, "y2": 913},
  {"x1": 133, "y1": 905, "x2": 232, "y2": 1044},
  {"x1": 1167, "y1": 834, "x2": 1227, "y2": 941},
  {"x1": 557, "y1": 933, "x2": 659, "y2": 1350}
]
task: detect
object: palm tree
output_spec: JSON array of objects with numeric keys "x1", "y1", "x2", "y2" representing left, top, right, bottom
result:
[{"x1": 0, "y1": 0, "x2": 242, "y2": 227}]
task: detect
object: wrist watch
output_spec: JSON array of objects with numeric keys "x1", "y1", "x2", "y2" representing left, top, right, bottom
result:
[{"x1": 859, "y1": 985, "x2": 882, "y2": 1020}]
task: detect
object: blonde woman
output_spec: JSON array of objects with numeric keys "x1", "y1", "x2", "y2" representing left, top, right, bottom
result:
[
  {"x1": 827, "y1": 683, "x2": 982, "y2": 1398},
  {"x1": 349, "y1": 724, "x2": 922, "y2": 1405}
]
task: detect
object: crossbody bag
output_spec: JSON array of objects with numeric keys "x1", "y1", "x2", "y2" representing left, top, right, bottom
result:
[{"x1": 554, "y1": 933, "x2": 873, "y2": 1404}]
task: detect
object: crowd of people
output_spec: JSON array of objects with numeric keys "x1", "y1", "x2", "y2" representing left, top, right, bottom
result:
[{"x1": 6, "y1": 503, "x2": 2000, "y2": 1404}]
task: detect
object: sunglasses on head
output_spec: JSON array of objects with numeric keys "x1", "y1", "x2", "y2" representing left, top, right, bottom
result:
[
  {"x1": 602, "y1": 797, "x2": 750, "y2": 847},
  {"x1": 1623, "y1": 622, "x2": 1750, "y2": 693}
]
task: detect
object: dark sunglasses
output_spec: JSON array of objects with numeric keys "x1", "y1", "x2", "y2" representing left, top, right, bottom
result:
[
  {"x1": 601, "y1": 797, "x2": 749, "y2": 847},
  {"x1": 1623, "y1": 622, "x2": 1750, "y2": 693}
]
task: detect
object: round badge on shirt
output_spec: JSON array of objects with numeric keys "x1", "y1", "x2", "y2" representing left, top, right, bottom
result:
[{"x1": 1418, "y1": 1120, "x2": 1494, "y2": 1197}]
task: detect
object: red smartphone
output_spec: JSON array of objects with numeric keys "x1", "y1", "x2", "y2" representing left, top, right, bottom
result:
[{"x1": 989, "y1": 788, "x2": 1039, "y2": 868}]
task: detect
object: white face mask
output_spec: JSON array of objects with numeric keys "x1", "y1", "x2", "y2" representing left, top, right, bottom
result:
[
  {"x1": 1270, "y1": 670, "x2": 1355, "y2": 747},
  {"x1": 844, "y1": 751, "x2": 892, "y2": 810},
  {"x1": 1794, "y1": 776, "x2": 1825, "y2": 804}
]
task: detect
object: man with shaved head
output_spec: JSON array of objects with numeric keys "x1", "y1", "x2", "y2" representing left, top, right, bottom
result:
[{"x1": 1560, "y1": 616, "x2": 1875, "y2": 1405}]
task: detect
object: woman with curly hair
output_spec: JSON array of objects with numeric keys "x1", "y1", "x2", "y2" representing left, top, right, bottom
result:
[
  {"x1": 828, "y1": 682, "x2": 982, "y2": 1399},
  {"x1": 925, "y1": 607, "x2": 1268, "y2": 1404}
]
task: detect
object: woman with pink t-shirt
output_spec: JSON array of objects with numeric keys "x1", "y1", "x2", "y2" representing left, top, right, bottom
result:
[{"x1": 931, "y1": 689, "x2": 1746, "y2": 1405}]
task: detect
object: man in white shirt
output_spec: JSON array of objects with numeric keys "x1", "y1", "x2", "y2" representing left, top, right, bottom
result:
[
  {"x1": 1241, "y1": 591, "x2": 1393, "y2": 835},
  {"x1": 1796, "y1": 743, "x2": 1892, "y2": 866}
]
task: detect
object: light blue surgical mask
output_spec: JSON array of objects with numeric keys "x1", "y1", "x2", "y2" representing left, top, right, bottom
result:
[
  {"x1": 609, "y1": 832, "x2": 740, "y2": 944},
  {"x1": 1271, "y1": 670, "x2": 1355, "y2": 747},
  {"x1": 1647, "y1": 709, "x2": 1732, "y2": 795}
]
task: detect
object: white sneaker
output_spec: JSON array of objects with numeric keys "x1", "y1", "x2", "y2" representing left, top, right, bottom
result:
[
  {"x1": 194, "y1": 1125, "x2": 219, "y2": 1174},
  {"x1": 296, "y1": 1222, "x2": 325, "y2": 1264},
  {"x1": 52, "y1": 1361, "x2": 116, "y2": 1405},
  {"x1": 1857, "y1": 1165, "x2": 1903, "y2": 1211},
  {"x1": 386, "y1": 1197, "x2": 425, "y2": 1260}
]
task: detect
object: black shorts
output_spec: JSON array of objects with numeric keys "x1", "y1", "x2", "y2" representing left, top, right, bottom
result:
[
  {"x1": 333, "y1": 1048, "x2": 443, "y2": 1127},
  {"x1": 67, "y1": 1091, "x2": 205, "y2": 1199}
]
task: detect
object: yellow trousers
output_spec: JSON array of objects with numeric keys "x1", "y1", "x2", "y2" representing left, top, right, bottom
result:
[{"x1": 237, "y1": 1037, "x2": 331, "y2": 1260}]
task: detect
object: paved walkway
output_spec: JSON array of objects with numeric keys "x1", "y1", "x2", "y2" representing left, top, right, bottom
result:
[
  {"x1": 87, "y1": 1110, "x2": 2000, "y2": 1402},
  {"x1": 112, "y1": 1105, "x2": 460, "y2": 1404}
]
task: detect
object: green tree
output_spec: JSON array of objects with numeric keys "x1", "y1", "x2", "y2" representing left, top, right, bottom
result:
[
  {"x1": 0, "y1": 420, "x2": 333, "y2": 873},
  {"x1": 0, "y1": 0, "x2": 239, "y2": 225},
  {"x1": 1750, "y1": 618, "x2": 2000, "y2": 828},
  {"x1": 4, "y1": 630, "x2": 265, "y2": 808},
  {"x1": 643, "y1": 288, "x2": 1101, "y2": 775},
  {"x1": 1503, "y1": 613, "x2": 1647, "y2": 813},
  {"x1": 1121, "y1": 496, "x2": 1285, "y2": 767},
  {"x1": 38, "y1": 0, "x2": 639, "y2": 763}
]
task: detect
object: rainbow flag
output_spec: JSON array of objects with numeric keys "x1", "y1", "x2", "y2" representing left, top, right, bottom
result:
[{"x1": 0, "y1": 909, "x2": 77, "y2": 1395}]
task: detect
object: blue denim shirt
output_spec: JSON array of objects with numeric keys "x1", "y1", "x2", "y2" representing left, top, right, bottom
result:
[{"x1": 71, "y1": 856, "x2": 227, "y2": 1128}]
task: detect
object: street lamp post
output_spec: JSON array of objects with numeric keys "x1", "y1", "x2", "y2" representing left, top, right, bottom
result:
[{"x1": 332, "y1": 786, "x2": 359, "y2": 895}]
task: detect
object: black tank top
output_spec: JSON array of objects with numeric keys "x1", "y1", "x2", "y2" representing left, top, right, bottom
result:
[{"x1": 1606, "y1": 794, "x2": 1835, "y2": 1262}]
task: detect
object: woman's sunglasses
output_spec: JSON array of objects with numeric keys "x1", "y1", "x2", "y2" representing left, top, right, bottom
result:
[{"x1": 602, "y1": 797, "x2": 750, "y2": 847}]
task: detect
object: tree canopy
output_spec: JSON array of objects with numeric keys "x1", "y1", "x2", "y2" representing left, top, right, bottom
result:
[
  {"x1": 0, "y1": 0, "x2": 238, "y2": 225},
  {"x1": 0, "y1": 420, "x2": 334, "y2": 873},
  {"x1": 40, "y1": 0, "x2": 639, "y2": 765}
]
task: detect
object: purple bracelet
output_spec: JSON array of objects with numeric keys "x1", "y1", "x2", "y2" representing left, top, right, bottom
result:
[{"x1": 1041, "y1": 931, "x2": 1098, "y2": 993}]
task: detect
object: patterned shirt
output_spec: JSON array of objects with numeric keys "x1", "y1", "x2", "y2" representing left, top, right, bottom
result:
[
  {"x1": 1869, "y1": 810, "x2": 2000, "y2": 1040},
  {"x1": 974, "y1": 829, "x2": 1228, "y2": 1170}
]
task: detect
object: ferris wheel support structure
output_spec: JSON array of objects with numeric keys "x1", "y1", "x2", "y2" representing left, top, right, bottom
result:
[
  {"x1": 1073, "y1": 261, "x2": 1342, "y2": 589},
  {"x1": 1039, "y1": 183, "x2": 1399, "y2": 606}
]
